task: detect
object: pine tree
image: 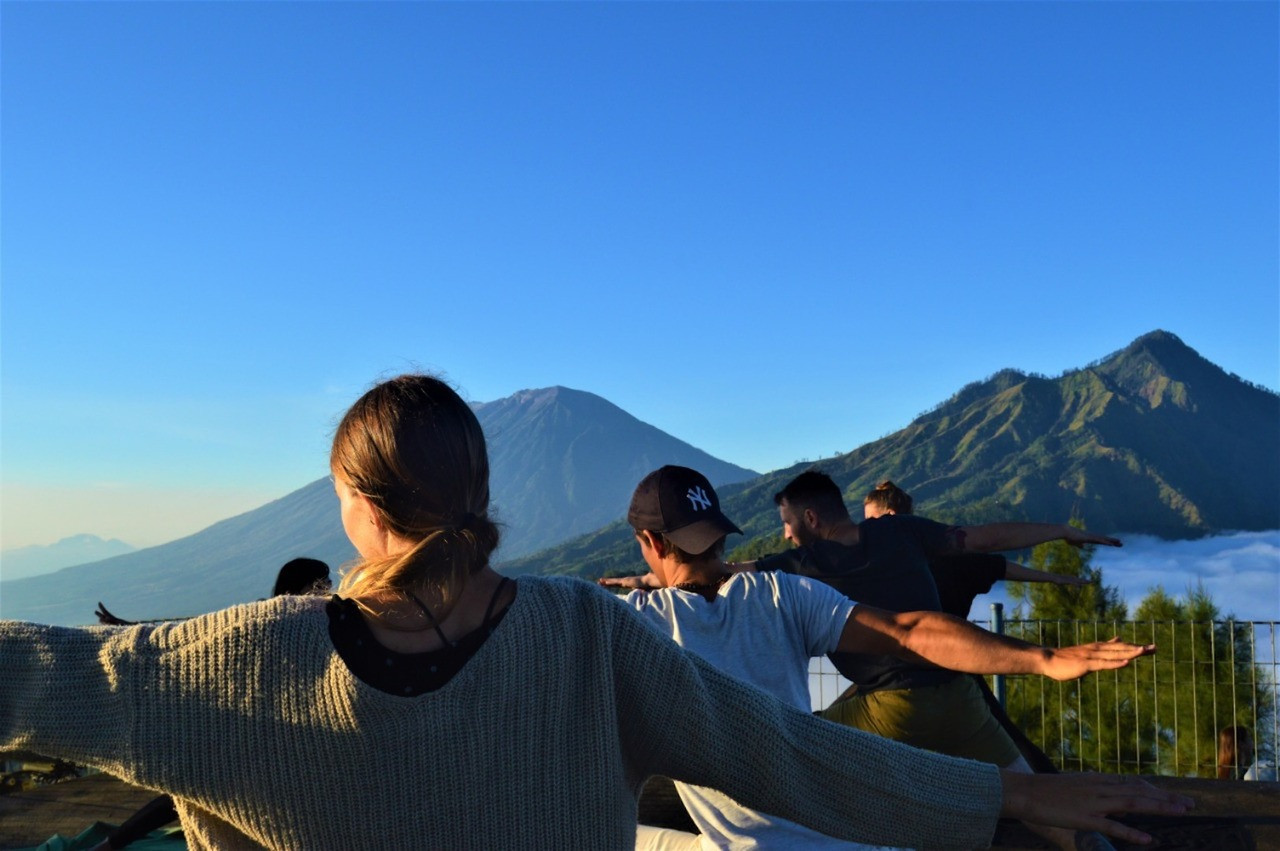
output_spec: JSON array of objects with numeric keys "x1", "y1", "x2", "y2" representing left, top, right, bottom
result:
[
  {"x1": 1129, "y1": 584, "x2": 1272, "y2": 776},
  {"x1": 1000, "y1": 522, "x2": 1271, "y2": 775},
  {"x1": 1003, "y1": 522, "x2": 1136, "y2": 772},
  {"x1": 1006, "y1": 519, "x2": 1127, "y2": 621}
]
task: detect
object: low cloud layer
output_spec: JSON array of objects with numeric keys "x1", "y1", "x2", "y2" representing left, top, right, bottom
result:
[
  {"x1": 974, "y1": 530, "x2": 1280, "y2": 622},
  {"x1": 812, "y1": 531, "x2": 1279, "y2": 710}
]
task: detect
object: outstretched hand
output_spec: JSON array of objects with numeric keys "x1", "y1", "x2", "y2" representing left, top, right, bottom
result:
[
  {"x1": 1001, "y1": 771, "x2": 1193, "y2": 845},
  {"x1": 597, "y1": 572, "x2": 661, "y2": 591},
  {"x1": 1043, "y1": 637, "x2": 1155, "y2": 681},
  {"x1": 1063, "y1": 527, "x2": 1122, "y2": 548},
  {"x1": 95, "y1": 602, "x2": 135, "y2": 626}
]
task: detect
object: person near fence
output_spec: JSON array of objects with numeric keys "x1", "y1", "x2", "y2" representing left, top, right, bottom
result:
[
  {"x1": 861, "y1": 480, "x2": 1091, "y2": 618},
  {"x1": 860, "y1": 479, "x2": 1082, "y2": 774},
  {"x1": 602, "y1": 470, "x2": 1121, "y2": 762},
  {"x1": 0, "y1": 375, "x2": 1194, "y2": 850},
  {"x1": 602, "y1": 469, "x2": 1134, "y2": 850},
  {"x1": 1218, "y1": 725, "x2": 1254, "y2": 780},
  {"x1": 615, "y1": 465, "x2": 1166, "y2": 851},
  {"x1": 761, "y1": 470, "x2": 1140, "y2": 850},
  {"x1": 1218, "y1": 725, "x2": 1277, "y2": 781},
  {"x1": 754, "y1": 470, "x2": 1118, "y2": 750}
]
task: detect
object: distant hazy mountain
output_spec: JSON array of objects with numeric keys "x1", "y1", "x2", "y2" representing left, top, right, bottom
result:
[
  {"x1": 0, "y1": 386, "x2": 756, "y2": 625},
  {"x1": 0, "y1": 479, "x2": 356, "y2": 626},
  {"x1": 475, "y1": 386, "x2": 757, "y2": 559},
  {"x1": 509, "y1": 331, "x2": 1280, "y2": 579},
  {"x1": 0, "y1": 534, "x2": 136, "y2": 582}
]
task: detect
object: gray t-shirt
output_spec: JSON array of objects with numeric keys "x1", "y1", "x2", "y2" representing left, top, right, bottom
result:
[{"x1": 626, "y1": 572, "x2": 897, "y2": 850}]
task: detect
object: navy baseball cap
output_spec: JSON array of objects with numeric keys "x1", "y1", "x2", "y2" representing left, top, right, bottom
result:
[{"x1": 627, "y1": 465, "x2": 743, "y2": 555}]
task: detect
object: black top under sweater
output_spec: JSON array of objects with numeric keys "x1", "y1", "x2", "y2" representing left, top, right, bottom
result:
[{"x1": 326, "y1": 584, "x2": 512, "y2": 696}]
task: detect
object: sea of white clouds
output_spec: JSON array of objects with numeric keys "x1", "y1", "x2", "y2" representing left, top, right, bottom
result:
[
  {"x1": 972, "y1": 529, "x2": 1280, "y2": 622},
  {"x1": 809, "y1": 530, "x2": 1280, "y2": 710}
]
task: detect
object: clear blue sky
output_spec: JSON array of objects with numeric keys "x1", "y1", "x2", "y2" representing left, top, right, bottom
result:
[{"x1": 2, "y1": 2, "x2": 1277, "y2": 550}]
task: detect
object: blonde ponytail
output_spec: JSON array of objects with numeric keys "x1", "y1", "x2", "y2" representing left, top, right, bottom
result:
[{"x1": 331, "y1": 375, "x2": 501, "y2": 619}]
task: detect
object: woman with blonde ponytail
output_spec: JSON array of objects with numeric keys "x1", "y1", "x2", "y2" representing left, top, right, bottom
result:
[
  {"x1": 1, "y1": 374, "x2": 1191, "y2": 850},
  {"x1": 327, "y1": 374, "x2": 512, "y2": 660}
]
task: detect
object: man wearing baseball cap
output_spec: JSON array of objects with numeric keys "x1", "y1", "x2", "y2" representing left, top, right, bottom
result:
[{"x1": 618, "y1": 465, "x2": 1153, "y2": 851}]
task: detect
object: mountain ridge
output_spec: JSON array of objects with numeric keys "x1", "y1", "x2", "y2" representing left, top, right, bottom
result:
[
  {"x1": 506, "y1": 330, "x2": 1280, "y2": 579},
  {"x1": 0, "y1": 534, "x2": 137, "y2": 582}
]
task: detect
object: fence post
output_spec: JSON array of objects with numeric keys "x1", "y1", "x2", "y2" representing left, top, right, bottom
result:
[{"x1": 991, "y1": 602, "x2": 1006, "y2": 709}]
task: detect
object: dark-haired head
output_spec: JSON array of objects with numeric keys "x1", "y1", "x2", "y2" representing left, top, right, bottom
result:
[
  {"x1": 863, "y1": 480, "x2": 913, "y2": 519},
  {"x1": 773, "y1": 470, "x2": 849, "y2": 523},
  {"x1": 1218, "y1": 725, "x2": 1254, "y2": 779},
  {"x1": 772, "y1": 471, "x2": 850, "y2": 547},
  {"x1": 330, "y1": 374, "x2": 500, "y2": 617},
  {"x1": 272, "y1": 557, "x2": 331, "y2": 597}
]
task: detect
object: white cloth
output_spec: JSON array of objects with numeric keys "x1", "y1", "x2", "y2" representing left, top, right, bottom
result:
[
  {"x1": 1245, "y1": 760, "x2": 1278, "y2": 781},
  {"x1": 627, "y1": 572, "x2": 896, "y2": 849},
  {"x1": 635, "y1": 824, "x2": 706, "y2": 851}
]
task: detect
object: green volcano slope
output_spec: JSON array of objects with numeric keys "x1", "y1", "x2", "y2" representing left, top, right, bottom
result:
[{"x1": 505, "y1": 331, "x2": 1279, "y2": 579}]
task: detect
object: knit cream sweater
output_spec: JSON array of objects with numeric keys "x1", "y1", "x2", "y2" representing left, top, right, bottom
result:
[{"x1": 1, "y1": 576, "x2": 1002, "y2": 849}]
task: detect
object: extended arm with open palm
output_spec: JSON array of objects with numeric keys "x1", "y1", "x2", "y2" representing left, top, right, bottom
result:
[
  {"x1": 957, "y1": 523, "x2": 1122, "y2": 553},
  {"x1": 839, "y1": 605, "x2": 1154, "y2": 680},
  {"x1": 1003, "y1": 561, "x2": 1090, "y2": 586}
]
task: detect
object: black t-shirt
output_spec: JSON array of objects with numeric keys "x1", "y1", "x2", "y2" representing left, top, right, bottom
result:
[
  {"x1": 757, "y1": 514, "x2": 959, "y2": 693},
  {"x1": 928, "y1": 553, "x2": 1007, "y2": 619}
]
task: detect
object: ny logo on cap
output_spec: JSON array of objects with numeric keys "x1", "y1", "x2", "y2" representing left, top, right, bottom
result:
[{"x1": 686, "y1": 486, "x2": 712, "y2": 511}]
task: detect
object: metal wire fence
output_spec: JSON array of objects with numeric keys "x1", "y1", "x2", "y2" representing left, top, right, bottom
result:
[{"x1": 807, "y1": 615, "x2": 1279, "y2": 778}]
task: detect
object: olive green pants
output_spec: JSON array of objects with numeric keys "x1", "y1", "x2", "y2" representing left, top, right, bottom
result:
[{"x1": 820, "y1": 675, "x2": 1022, "y2": 767}]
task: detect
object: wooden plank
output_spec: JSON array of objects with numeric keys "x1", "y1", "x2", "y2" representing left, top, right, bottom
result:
[
  {"x1": 2, "y1": 772, "x2": 1274, "y2": 849},
  {"x1": 637, "y1": 774, "x2": 1280, "y2": 850},
  {"x1": 0, "y1": 774, "x2": 160, "y2": 850}
]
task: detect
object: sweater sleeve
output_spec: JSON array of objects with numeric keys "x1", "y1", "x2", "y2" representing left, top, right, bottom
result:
[
  {"x1": 0, "y1": 620, "x2": 147, "y2": 776},
  {"x1": 603, "y1": 595, "x2": 1002, "y2": 850}
]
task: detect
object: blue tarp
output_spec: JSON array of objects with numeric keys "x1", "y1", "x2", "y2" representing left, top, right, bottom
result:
[{"x1": 20, "y1": 822, "x2": 184, "y2": 851}]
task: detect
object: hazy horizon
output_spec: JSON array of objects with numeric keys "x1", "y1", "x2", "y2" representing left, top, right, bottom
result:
[{"x1": 5, "y1": 523, "x2": 1276, "y2": 627}]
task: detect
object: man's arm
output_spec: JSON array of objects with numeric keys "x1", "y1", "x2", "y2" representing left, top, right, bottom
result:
[
  {"x1": 953, "y1": 522, "x2": 1121, "y2": 553},
  {"x1": 1003, "y1": 561, "x2": 1090, "y2": 586},
  {"x1": 597, "y1": 572, "x2": 662, "y2": 591},
  {"x1": 837, "y1": 605, "x2": 1154, "y2": 680}
]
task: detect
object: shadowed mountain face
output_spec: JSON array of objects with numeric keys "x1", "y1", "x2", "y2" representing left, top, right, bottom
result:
[
  {"x1": 0, "y1": 386, "x2": 756, "y2": 625},
  {"x1": 508, "y1": 331, "x2": 1280, "y2": 580},
  {"x1": 475, "y1": 386, "x2": 757, "y2": 560}
]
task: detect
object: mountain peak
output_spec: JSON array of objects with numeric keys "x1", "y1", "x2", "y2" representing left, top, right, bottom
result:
[
  {"x1": 1086, "y1": 329, "x2": 1271, "y2": 407},
  {"x1": 484, "y1": 385, "x2": 598, "y2": 408},
  {"x1": 1099, "y1": 330, "x2": 1195, "y2": 368},
  {"x1": 465, "y1": 385, "x2": 758, "y2": 561},
  {"x1": 512, "y1": 386, "x2": 566, "y2": 402},
  {"x1": 1132, "y1": 329, "x2": 1184, "y2": 346},
  {"x1": 55, "y1": 533, "x2": 116, "y2": 547}
]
